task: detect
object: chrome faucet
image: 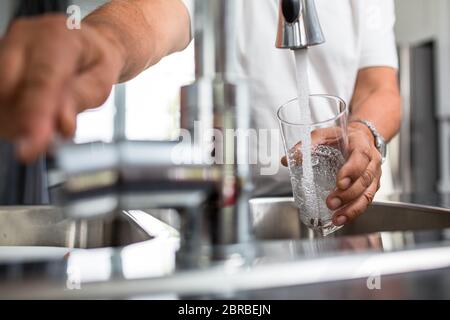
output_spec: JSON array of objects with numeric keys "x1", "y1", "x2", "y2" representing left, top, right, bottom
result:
[
  {"x1": 181, "y1": 0, "x2": 252, "y2": 247},
  {"x1": 276, "y1": 0, "x2": 325, "y2": 49},
  {"x1": 56, "y1": 0, "x2": 325, "y2": 268},
  {"x1": 56, "y1": 0, "x2": 252, "y2": 267}
]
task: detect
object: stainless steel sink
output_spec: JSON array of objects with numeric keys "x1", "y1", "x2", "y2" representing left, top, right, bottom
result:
[
  {"x1": 3, "y1": 198, "x2": 450, "y2": 250},
  {"x1": 0, "y1": 207, "x2": 152, "y2": 249},
  {"x1": 250, "y1": 198, "x2": 450, "y2": 240},
  {"x1": 2, "y1": 198, "x2": 450, "y2": 299}
]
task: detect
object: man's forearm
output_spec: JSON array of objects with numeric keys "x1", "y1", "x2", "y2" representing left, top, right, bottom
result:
[
  {"x1": 349, "y1": 67, "x2": 401, "y2": 142},
  {"x1": 84, "y1": 0, "x2": 191, "y2": 82}
]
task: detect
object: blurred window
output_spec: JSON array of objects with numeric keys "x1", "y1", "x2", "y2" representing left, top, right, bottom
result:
[{"x1": 75, "y1": 43, "x2": 195, "y2": 143}]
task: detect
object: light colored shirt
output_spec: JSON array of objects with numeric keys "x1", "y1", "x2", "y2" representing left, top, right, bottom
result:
[{"x1": 182, "y1": 0, "x2": 398, "y2": 197}]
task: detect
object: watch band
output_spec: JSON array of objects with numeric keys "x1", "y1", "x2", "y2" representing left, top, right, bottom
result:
[{"x1": 351, "y1": 120, "x2": 387, "y2": 163}]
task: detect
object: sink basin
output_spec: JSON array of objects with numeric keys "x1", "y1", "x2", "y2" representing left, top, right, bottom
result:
[
  {"x1": 3, "y1": 199, "x2": 449, "y2": 250},
  {"x1": 0, "y1": 206, "x2": 152, "y2": 249},
  {"x1": 2, "y1": 198, "x2": 450, "y2": 299},
  {"x1": 250, "y1": 198, "x2": 450, "y2": 240}
]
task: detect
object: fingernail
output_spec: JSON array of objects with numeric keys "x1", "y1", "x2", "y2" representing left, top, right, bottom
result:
[
  {"x1": 336, "y1": 215, "x2": 348, "y2": 226},
  {"x1": 329, "y1": 197, "x2": 342, "y2": 210},
  {"x1": 339, "y1": 178, "x2": 352, "y2": 190}
]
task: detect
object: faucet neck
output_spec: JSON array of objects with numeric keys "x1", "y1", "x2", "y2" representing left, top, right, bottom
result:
[
  {"x1": 193, "y1": 0, "x2": 237, "y2": 79},
  {"x1": 276, "y1": 0, "x2": 325, "y2": 50}
]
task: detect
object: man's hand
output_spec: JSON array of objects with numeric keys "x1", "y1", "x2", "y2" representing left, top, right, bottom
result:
[
  {"x1": 281, "y1": 122, "x2": 382, "y2": 226},
  {"x1": 326, "y1": 122, "x2": 382, "y2": 226},
  {"x1": 329, "y1": 66, "x2": 400, "y2": 225},
  {"x1": 0, "y1": 14, "x2": 125, "y2": 162},
  {"x1": 0, "y1": 0, "x2": 191, "y2": 163},
  {"x1": 281, "y1": 67, "x2": 400, "y2": 227}
]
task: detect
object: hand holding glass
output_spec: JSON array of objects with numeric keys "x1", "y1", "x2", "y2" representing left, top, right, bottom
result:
[{"x1": 278, "y1": 95, "x2": 348, "y2": 236}]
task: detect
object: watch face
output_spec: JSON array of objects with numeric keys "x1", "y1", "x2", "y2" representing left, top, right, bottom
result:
[{"x1": 376, "y1": 137, "x2": 387, "y2": 160}]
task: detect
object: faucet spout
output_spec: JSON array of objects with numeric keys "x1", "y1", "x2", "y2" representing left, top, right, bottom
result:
[{"x1": 276, "y1": 0, "x2": 325, "y2": 50}]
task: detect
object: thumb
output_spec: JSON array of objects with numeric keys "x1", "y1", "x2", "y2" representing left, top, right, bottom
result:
[
  {"x1": 16, "y1": 114, "x2": 54, "y2": 163},
  {"x1": 57, "y1": 91, "x2": 78, "y2": 139}
]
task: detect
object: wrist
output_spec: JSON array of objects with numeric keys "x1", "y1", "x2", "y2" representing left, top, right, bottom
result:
[
  {"x1": 84, "y1": 19, "x2": 127, "y2": 78},
  {"x1": 349, "y1": 121, "x2": 376, "y2": 146}
]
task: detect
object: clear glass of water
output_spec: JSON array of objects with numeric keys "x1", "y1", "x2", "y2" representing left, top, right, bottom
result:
[{"x1": 277, "y1": 94, "x2": 349, "y2": 236}]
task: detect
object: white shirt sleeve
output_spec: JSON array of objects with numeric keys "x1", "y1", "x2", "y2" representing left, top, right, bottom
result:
[
  {"x1": 180, "y1": 0, "x2": 194, "y2": 39},
  {"x1": 359, "y1": 0, "x2": 399, "y2": 70}
]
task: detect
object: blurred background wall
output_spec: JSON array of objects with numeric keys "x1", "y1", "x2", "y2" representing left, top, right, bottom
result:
[{"x1": 394, "y1": 0, "x2": 450, "y2": 195}]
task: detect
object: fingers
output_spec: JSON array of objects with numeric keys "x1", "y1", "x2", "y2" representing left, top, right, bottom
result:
[
  {"x1": 0, "y1": 15, "x2": 122, "y2": 162},
  {"x1": 3, "y1": 17, "x2": 85, "y2": 161},
  {"x1": 281, "y1": 156, "x2": 288, "y2": 167},
  {"x1": 2, "y1": 18, "x2": 81, "y2": 161},
  {"x1": 0, "y1": 41, "x2": 25, "y2": 101},
  {"x1": 336, "y1": 139, "x2": 372, "y2": 189},
  {"x1": 71, "y1": 64, "x2": 115, "y2": 112},
  {"x1": 327, "y1": 129, "x2": 382, "y2": 225},
  {"x1": 281, "y1": 126, "x2": 345, "y2": 167},
  {"x1": 14, "y1": 64, "x2": 70, "y2": 161},
  {"x1": 13, "y1": 76, "x2": 61, "y2": 162},
  {"x1": 281, "y1": 140, "x2": 302, "y2": 167},
  {"x1": 311, "y1": 127, "x2": 344, "y2": 146},
  {"x1": 0, "y1": 39, "x2": 25, "y2": 139},
  {"x1": 327, "y1": 157, "x2": 381, "y2": 209},
  {"x1": 57, "y1": 91, "x2": 78, "y2": 138},
  {"x1": 332, "y1": 178, "x2": 379, "y2": 226},
  {"x1": 16, "y1": 115, "x2": 54, "y2": 162},
  {"x1": 280, "y1": 124, "x2": 381, "y2": 226}
]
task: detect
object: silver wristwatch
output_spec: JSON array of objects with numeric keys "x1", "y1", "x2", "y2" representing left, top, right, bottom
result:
[{"x1": 353, "y1": 120, "x2": 387, "y2": 163}]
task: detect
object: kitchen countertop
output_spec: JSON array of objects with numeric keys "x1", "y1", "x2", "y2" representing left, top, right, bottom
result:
[
  {"x1": 1, "y1": 193, "x2": 450, "y2": 299},
  {"x1": 387, "y1": 192, "x2": 450, "y2": 209}
]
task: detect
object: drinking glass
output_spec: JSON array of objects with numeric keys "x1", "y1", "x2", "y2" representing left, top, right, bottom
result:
[{"x1": 277, "y1": 94, "x2": 349, "y2": 236}]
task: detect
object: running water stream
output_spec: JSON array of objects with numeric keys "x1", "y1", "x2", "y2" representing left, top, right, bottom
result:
[{"x1": 292, "y1": 50, "x2": 320, "y2": 227}]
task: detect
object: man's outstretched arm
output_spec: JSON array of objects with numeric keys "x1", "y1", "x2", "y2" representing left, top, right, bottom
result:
[
  {"x1": 85, "y1": 0, "x2": 191, "y2": 82},
  {"x1": 0, "y1": 0, "x2": 191, "y2": 162}
]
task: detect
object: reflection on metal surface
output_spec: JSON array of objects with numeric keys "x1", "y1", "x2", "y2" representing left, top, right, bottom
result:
[
  {"x1": 250, "y1": 198, "x2": 450, "y2": 240},
  {"x1": 0, "y1": 206, "x2": 151, "y2": 249},
  {"x1": 2, "y1": 244, "x2": 450, "y2": 299},
  {"x1": 57, "y1": 0, "x2": 254, "y2": 269},
  {"x1": 123, "y1": 210, "x2": 179, "y2": 239},
  {"x1": 2, "y1": 199, "x2": 450, "y2": 299}
]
